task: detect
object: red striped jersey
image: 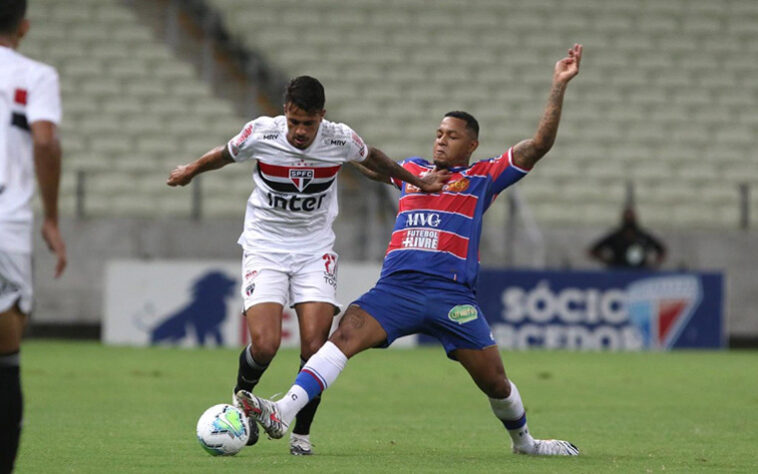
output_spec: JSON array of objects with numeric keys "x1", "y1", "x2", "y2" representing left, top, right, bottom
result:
[
  {"x1": 382, "y1": 147, "x2": 529, "y2": 288},
  {"x1": 227, "y1": 115, "x2": 368, "y2": 253}
]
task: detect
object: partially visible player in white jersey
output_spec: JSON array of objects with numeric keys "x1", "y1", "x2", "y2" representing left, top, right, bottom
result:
[
  {"x1": 167, "y1": 76, "x2": 448, "y2": 455},
  {"x1": 0, "y1": 1, "x2": 67, "y2": 471}
]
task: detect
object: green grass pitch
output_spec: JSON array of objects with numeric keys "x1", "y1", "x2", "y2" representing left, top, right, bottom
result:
[{"x1": 15, "y1": 341, "x2": 758, "y2": 473}]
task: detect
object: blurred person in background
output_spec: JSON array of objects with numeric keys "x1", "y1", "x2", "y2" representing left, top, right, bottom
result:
[
  {"x1": 167, "y1": 76, "x2": 446, "y2": 455},
  {"x1": 238, "y1": 44, "x2": 583, "y2": 457},
  {"x1": 588, "y1": 206, "x2": 666, "y2": 269},
  {"x1": 0, "y1": 0, "x2": 66, "y2": 471}
]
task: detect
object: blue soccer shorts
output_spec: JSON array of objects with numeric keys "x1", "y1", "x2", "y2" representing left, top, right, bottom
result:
[{"x1": 352, "y1": 271, "x2": 496, "y2": 358}]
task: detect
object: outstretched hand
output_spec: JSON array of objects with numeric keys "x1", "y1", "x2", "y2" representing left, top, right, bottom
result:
[
  {"x1": 554, "y1": 43, "x2": 582, "y2": 85},
  {"x1": 166, "y1": 164, "x2": 194, "y2": 186},
  {"x1": 420, "y1": 167, "x2": 451, "y2": 193}
]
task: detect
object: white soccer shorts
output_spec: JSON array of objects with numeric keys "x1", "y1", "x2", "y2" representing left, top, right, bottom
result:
[
  {"x1": 240, "y1": 250, "x2": 340, "y2": 313},
  {"x1": 0, "y1": 250, "x2": 33, "y2": 315}
]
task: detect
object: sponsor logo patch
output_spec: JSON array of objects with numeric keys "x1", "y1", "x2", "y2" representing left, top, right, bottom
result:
[
  {"x1": 322, "y1": 253, "x2": 337, "y2": 288},
  {"x1": 405, "y1": 212, "x2": 441, "y2": 228},
  {"x1": 401, "y1": 229, "x2": 439, "y2": 250},
  {"x1": 234, "y1": 124, "x2": 254, "y2": 147},
  {"x1": 448, "y1": 304, "x2": 479, "y2": 324},
  {"x1": 352, "y1": 132, "x2": 367, "y2": 158}
]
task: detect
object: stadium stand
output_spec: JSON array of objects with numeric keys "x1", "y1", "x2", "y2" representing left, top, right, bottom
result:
[
  {"x1": 22, "y1": 0, "x2": 249, "y2": 217},
  {"x1": 22, "y1": 0, "x2": 757, "y2": 229},
  {"x1": 205, "y1": 0, "x2": 757, "y2": 229}
]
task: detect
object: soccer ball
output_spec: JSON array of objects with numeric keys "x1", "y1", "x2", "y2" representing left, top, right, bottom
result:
[{"x1": 196, "y1": 404, "x2": 250, "y2": 456}]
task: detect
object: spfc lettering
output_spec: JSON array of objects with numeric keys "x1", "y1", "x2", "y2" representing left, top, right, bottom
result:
[{"x1": 289, "y1": 168, "x2": 314, "y2": 191}]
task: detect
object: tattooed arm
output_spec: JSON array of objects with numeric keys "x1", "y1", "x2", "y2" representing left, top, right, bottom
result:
[
  {"x1": 358, "y1": 146, "x2": 449, "y2": 192},
  {"x1": 512, "y1": 44, "x2": 582, "y2": 170}
]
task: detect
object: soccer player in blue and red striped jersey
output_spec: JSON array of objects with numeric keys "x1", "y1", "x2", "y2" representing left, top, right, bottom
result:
[{"x1": 237, "y1": 44, "x2": 583, "y2": 456}]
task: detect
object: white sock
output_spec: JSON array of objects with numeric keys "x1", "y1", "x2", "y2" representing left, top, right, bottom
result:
[
  {"x1": 276, "y1": 341, "x2": 347, "y2": 425},
  {"x1": 489, "y1": 381, "x2": 535, "y2": 450}
]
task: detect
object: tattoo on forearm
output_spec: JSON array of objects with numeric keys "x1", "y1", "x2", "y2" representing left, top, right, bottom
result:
[
  {"x1": 537, "y1": 84, "x2": 565, "y2": 142},
  {"x1": 513, "y1": 83, "x2": 567, "y2": 167}
]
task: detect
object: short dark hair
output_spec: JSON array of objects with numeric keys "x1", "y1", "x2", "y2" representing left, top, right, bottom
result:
[
  {"x1": 284, "y1": 76, "x2": 325, "y2": 113},
  {"x1": 0, "y1": 0, "x2": 26, "y2": 35},
  {"x1": 444, "y1": 111, "x2": 479, "y2": 139}
]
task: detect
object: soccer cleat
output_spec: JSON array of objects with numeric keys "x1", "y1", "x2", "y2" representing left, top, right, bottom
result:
[
  {"x1": 232, "y1": 392, "x2": 259, "y2": 446},
  {"x1": 235, "y1": 390, "x2": 289, "y2": 439},
  {"x1": 289, "y1": 433, "x2": 313, "y2": 456},
  {"x1": 513, "y1": 439, "x2": 580, "y2": 456}
]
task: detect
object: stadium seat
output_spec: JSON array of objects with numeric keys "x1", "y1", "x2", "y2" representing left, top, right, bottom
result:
[{"x1": 24, "y1": 0, "x2": 755, "y2": 229}]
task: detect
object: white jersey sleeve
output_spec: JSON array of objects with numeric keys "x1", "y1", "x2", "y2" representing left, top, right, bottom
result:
[
  {"x1": 342, "y1": 124, "x2": 368, "y2": 163},
  {"x1": 27, "y1": 66, "x2": 61, "y2": 125},
  {"x1": 226, "y1": 118, "x2": 262, "y2": 162}
]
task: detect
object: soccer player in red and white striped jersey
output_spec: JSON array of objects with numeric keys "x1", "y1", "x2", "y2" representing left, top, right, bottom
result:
[{"x1": 168, "y1": 76, "x2": 446, "y2": 455}]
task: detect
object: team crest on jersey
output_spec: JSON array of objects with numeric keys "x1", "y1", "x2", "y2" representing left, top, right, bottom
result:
[
  {"x1": 626, "y1": 276, "x2": 702, "y2": 349},
  {"x1": 445, "y1": 178, "x2": 470, "y2": 193},
  {"x1": 289, "y1": 169, "x2": 315, "y2": 191}
]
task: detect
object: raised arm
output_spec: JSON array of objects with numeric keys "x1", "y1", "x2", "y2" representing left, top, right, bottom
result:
[
  {"x1": 512, "y1": 44, "x2": 582, "y2": 170},
  {"x1": 166, "y1": 145, "x2": 235, "y2": 187},
  {"x1": 360, "y1": 146, "x2": 449, "y2": 192},
  {"x1": 32, "y1": 121, "x2": 66, "y2": 278}
]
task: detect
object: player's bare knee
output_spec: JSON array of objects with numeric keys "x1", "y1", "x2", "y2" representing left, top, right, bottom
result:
[
  {"x1": 249, "y1": 336, "x2": 279, "y2": 362},
  {"x1": 328, "y1": 326, "x2": 351, "y2": 351},
  {"x1": 491, "y1": 378, "x2": 511, "y2": 399},
  {"x1": 478, "y1": 373, "x2": 510, "y2": 399}
]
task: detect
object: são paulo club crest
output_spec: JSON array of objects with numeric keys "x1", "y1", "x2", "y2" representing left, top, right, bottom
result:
[
  {"x1": 625, "y1": 275, "x2": 702, "y2": 349},
  {"x1": 289, "y1": 168, "x2": 314, "y2": 191}
]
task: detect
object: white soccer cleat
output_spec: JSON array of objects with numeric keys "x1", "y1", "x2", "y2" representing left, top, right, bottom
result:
[
  {"x1": 513, "y1": 439, "x2": 580, "y2": 456},
  {"x1": 289, "y1": 433, "x2": 313, "y2": 456},
  {"x1": 232, "y1": 392, "x2": 259, "y2": 446},
  {"x1": 235, "y1": 390, "x2": 289, "y2": 439}
]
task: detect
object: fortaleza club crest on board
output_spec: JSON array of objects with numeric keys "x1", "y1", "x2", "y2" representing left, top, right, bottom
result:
[{"x1": 626, "y1": 275, "x2": 702, "y2": 349}]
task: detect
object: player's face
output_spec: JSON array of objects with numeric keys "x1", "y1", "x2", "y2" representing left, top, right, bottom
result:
[
  {"x1": 284, "y1": 103, "x2": 325, "y2": 149},
  {"x1": 433, "y1": 117, "x2": 478, "y2": 169}
]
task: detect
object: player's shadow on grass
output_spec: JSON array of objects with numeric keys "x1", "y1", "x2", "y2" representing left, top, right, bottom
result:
[{"x1": 150, "y1": 271, "x2": 236, "y2": 346}]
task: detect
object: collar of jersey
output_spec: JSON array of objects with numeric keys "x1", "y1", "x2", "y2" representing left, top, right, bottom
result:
[{"x1": 416, "y1": 158, "x2": 469, "y2": 174}]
